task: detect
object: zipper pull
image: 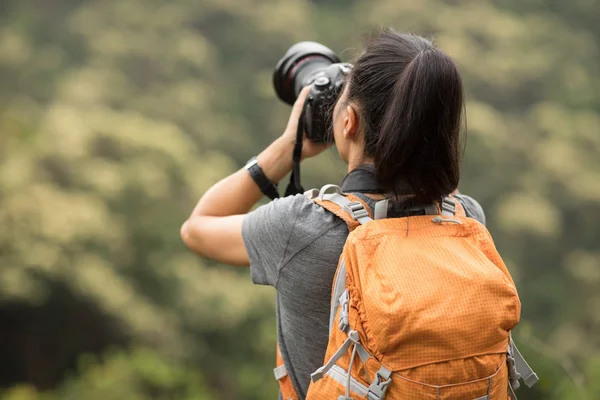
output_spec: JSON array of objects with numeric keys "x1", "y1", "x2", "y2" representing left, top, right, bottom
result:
[{"x1": 431, "y1": 216, "x2": 463, "y2": 225}]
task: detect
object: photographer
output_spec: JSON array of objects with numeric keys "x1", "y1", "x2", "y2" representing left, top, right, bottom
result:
[{"x1": 182, "y1": 30, "x2": 487, "y2": 399}]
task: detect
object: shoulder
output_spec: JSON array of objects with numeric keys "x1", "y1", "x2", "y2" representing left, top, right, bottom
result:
[
  {"x1": 242, "y1": 194, "x2": 346, "y2": 287},
  {"x1": 282, "y1": 194, "x2": 346, "y2": 235},
  {"x1": 243, "y1": 194, "x2": 344, "y2": 246},
  {"x1": 245, "y1": 194, "x2": 337, "y2": 223},
  {"x1": 453, "y1": 194, "x2": 487, "y2": 226}
]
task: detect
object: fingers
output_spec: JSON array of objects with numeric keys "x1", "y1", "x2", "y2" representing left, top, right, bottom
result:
[
  {"x1": 289, "y1": 86, "x2": 312, "y2": 120},
  {"x1": 284, "y1": 86, "x2": 312, "y2": 136}
]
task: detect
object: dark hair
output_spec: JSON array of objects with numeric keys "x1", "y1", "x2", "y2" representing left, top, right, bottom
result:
[{"x1": 346, "y1": 29, "x2": 464, "y2": 205}]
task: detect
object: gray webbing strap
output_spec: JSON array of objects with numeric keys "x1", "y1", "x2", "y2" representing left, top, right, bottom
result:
[
  {"x1": 326, "y1": 193, "x2": 372, "y2": 225},
  {"x1": 326, "y1": 365, "x2": 369, "y2": 397},
  {"x1": 311, "y1": 330, "x2": 361, "y2": 382},
  {"x1": 510, "y1": 338, "x2": 539, "y2": 388},
  {"x1": 318, "y1": 184, "x2": 344, "y2": 199},
  {"x1": 328, "y1": 259, "x2": 373, "y2": 367},
  {"x1": 374, "y1": 199, "x2": 389, "y2": 220},
  {"x1": 507, "y1": 337, "x2": 538, "y2": 399},
  {"x1": 316, "y1": 186, "x2": 456, "y2": 219},
  {"x1": 507, "y1": 347, "x2": 520, "y2": 391},
  {"x1": 329, "y1": 259, "x2": 347, "y2": 334},
  {"x1": 338, "y1": 289, "x2": 350, "y2": 332},
  {"x1": 355, "y1": 342, "x2": 371, "y2": 364},
  {"x1": 344, "y1": 340, "x2": 360, "y2": 398},
  {"x1": 335, "y1": 287, "x2": 370, "y2": 364},
  {"x1": 441, "y1": 197, "x2": 456, "y2": 217},
  {"x1": 367, "y1": 366, "x2": 392, "y2": 400},
  {"x1": 304, "y1": 188, "x2": 319, "y2": 199},
  {"x1": 318, "y1": 185, "x2": 373, "y2": 225},
  {"x1": 509, "y1": 384, "x2": 518, "y2": 400},
  {"x1": 273, "y1": 364, "x2": 287, "y2": 380}
]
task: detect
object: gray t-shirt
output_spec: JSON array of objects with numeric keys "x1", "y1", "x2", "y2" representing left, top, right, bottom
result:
[{"x1": 242, "y1": 192, "x2": 485, "y2": 399}]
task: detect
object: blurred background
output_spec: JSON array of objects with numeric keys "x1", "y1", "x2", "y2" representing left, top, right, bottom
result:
[{"x1": 0, "y1": 0, "x2": 599, "y2": 399}]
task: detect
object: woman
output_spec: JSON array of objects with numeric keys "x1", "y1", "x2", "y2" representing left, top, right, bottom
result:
[{"x1": 181, "y1": 30, "x2": 486, "y2": 398}]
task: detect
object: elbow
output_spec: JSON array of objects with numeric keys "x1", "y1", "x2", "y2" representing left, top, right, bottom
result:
[{"x1": 180, "y1": 219, "x2": 202, "y2": 254}]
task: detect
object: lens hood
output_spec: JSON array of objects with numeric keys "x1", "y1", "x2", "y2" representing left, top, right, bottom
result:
[{"x1": 273, "y1": 41, "x2": 340, "y2": 105}]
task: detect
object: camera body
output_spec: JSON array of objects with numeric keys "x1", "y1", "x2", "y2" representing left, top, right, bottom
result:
[{"x1": 273, "y1": 42, "x2": 352, "y2": 142}]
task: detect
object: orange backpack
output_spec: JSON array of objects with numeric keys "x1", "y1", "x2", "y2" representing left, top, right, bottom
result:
[{"x1": 274, "y1": 185, "x2": 538, "y2": 400}]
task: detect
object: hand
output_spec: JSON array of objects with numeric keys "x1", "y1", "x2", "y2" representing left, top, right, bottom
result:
[{"x1": 281, "y1": 86, "x2": 334, "y2": 160}]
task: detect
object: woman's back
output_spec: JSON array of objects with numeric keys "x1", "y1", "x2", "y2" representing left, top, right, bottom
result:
[{"x1": 242, "y1": 191, "x2": 485, "y2": 398}]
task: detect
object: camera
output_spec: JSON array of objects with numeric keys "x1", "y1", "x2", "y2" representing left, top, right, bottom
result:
[{"x1": 273, "y1": 42, "x2": 352, "y2": 143}]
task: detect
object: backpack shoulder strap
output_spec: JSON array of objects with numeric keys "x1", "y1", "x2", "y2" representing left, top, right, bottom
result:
[
  {"x1": 304, "y1": 186, "x2": 464, "y2": 224},
  {"x1": 372, "y1": 195, "x2": 467, "y2": 220},
  {"x1": 447, "y1": 195, "x2": 467, "y2": 218},
  {"x1": 304, "y1": 185, "x2": 373, "y2": 231}
]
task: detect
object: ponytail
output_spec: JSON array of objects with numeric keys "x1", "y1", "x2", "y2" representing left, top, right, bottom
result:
[{"x1": 347, "y1": 30, "x2": 464, "y2": 205}]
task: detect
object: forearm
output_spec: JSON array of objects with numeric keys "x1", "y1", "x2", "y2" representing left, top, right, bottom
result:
[
  {"x1": 181, "y1": 86, "x2": 315, "y2": 263},
  {"x1": 190, "y1": 136, "x2": 295, "y2": 218},
  {"x1": 180, "y1": 137, "x2": 294, "y2": 263}
]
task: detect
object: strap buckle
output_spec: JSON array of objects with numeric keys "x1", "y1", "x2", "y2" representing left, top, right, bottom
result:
[
  {"x1": 508, "y1": 338, "x2": 539, "y2": 390},
  {"x1": 273, "y1": 364, "x2": 288, "y2": 381},
  {"x1": 367, "y1": 366, "x2": 392, "y2": 400},
  {"x1": 344, "y1": 201, "x2": 369, "y2": 221},
  {"x1": 338, "y1": 290, "x2": 350, "y2": 332},
  {"x1": 507, "y1": 351, "x2": 521, "y2": 390},
  {"x1": 441, "y1": 197, "x2": 456, "y2": 216}
]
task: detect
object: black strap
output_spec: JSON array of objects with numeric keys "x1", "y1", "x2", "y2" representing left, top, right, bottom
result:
[
  {"x1": 345, "y1": 168, "x2": 451, "y2": 218},
  {"x1": 340, "y1": 164, "x2": 384, "y2": 194},
  {"x1": 285, "y1": 99, "x2": 309, "y2": 196},
  {"x1": 246, "y1": 157, "x2": 280, "y2": 200}
]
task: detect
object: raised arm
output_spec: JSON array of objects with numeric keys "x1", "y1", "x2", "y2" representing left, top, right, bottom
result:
[
  {"x1": 180, "y1": 87, "x2": 328, "y2": 265},
  {"x1": 180, "y1": 135, "x2": 293, "y2": 266}
]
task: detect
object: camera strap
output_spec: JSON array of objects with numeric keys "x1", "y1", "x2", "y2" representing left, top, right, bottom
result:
[
  {"x1": 284, "y1": 101, "x2": 309, "y2": 196},
  {"x1": 340, "y1": 164, "x2": 385, "y2": 194}
]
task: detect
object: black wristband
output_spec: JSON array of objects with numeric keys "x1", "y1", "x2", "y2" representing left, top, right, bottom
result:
[{"x1": 245, "y1": 157, "x2": 280, "y2": 200}]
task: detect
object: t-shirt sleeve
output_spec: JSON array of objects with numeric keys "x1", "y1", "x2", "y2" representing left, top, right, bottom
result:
[
  {"x1": 242, "y1": 195, "x2": 302, "y2": 287},
  {"x1": 240, "y1": 194, "x2": 315, "y2": 286},
  {"x1": 242, "y1": 193, "x2": 343, "y2": 288},
  {"x1": 454, "y1": 194, "x2": 487, "y2": 226}
]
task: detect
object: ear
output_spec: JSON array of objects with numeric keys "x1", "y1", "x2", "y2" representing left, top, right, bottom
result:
[{"x1": 343, "y1": 104, "x2": 359, "y2": 139}]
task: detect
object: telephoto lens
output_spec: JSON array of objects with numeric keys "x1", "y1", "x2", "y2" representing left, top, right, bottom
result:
[{"x1": 273, "y1": 42, "x2": 352, "y2": 142}]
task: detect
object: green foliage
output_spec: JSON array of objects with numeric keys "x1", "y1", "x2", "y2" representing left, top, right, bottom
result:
[
  {"x1": 0, "y1": 0, "x2": 598, "y2": 398},
  {"x1": 1, "y1": 348, "x2": 213, "y2": 400}
]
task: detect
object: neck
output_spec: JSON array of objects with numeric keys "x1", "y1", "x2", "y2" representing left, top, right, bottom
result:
[
  {"x1": 346, "y1": 152, "x2": 374, "y2": 173},
  {"x1": 341, "y1": 158, "x2": 385, "y2": 201}
]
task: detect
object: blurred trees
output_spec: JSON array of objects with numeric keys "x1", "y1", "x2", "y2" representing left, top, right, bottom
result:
[{"x1": 0, "y1": 0, "x2": 598, "y2": 399}]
